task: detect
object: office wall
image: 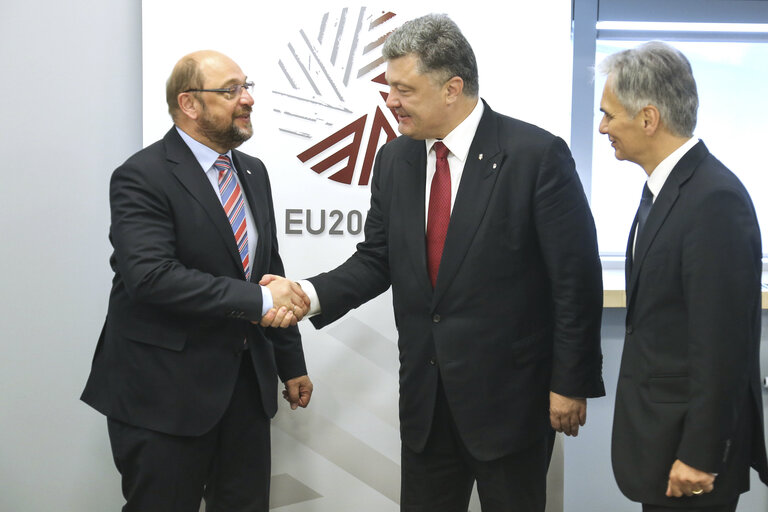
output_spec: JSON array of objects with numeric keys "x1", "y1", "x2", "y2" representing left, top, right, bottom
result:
[
  {"x1": 0, "y1": 1, "x2": 141, "y2": 510},
  {"x1": 0, "y1": 1, "x2": 765, "y2": 511}
]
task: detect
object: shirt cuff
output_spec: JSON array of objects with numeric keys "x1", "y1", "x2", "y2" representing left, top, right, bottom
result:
[
  {"x1": 298, "y1": 279, "x2": 322, "y2": 317},
  {"x1": 260, "y1": 285, "x2": 274, "y2": 317}
]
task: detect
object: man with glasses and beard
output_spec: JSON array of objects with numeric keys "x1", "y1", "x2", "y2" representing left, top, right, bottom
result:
[{"x1": 81, "y1": 50, "x2": 312, "y2": 512}]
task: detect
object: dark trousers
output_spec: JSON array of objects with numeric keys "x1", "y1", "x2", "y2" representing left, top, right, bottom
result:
[
  {"x1": 642, "y1": 499, "x2": 739, "y2": 512},
  {"x1": 107, "y1": 354, "x2": 271, "y2": 512},
  {"x1": 400, "y1": 378, "x2": 552, "y2": 512}
]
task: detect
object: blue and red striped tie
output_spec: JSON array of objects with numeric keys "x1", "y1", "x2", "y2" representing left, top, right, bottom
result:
[{"x1": 215, "y1": 155, "x2": 251, "y2": 280}]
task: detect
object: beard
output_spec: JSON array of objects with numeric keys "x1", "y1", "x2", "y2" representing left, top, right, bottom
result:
[{"x1": 198, "y1": 104, "x2": 253, "y2": 150}]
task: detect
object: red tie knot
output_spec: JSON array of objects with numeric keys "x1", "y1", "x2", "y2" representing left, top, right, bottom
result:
[{"x1": 433, "y1": 141, "x2": 449, "y2": 160}]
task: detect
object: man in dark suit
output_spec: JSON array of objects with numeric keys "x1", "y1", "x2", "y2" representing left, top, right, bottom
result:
[
  {"x1": 81, "y1": 50, "x2": 313, "y2": 512},
  {"x1": 599, "y1": 41, "x2": 768, "y2": 511},
  {"x1": 264, "y1": 14, "x2": 604, "y2": 511}
]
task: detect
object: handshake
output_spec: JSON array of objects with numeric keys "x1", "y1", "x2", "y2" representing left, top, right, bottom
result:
[{"x1": 256, "y1": 274, "x2": 311, "y2": 328}]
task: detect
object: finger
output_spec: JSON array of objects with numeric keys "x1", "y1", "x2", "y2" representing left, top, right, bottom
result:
[
  {"x1": 665, "y1": 481, "x2": 673, "y2": 497},
  {"x1": 279, "y1": 311, "x2": 294, "y2": 329},
  {"x1": 579, "y1": 406, "x2": 587, "y2": 426},
  {"x1": 260, "y1": 308, "x2": 277, "y2": 327},
  {"x1": 270, "y1": 307, "x2": 289, "y2": 328},
  {"x1": 285, "y1": 383, "x2": 300, "y2": 407},
  {"x1": 569, "y1": 416, "x2": 580, "y2": 436},
  {"x1": 259, "y1": 274, "x2": 280, "y2": 286}
]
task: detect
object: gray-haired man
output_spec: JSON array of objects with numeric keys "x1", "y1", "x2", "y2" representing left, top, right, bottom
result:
[{"x1": 599, "y1": 41, "x2": 768, "y2": 512}]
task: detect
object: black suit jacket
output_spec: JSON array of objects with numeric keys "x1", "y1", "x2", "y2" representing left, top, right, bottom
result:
[
  {"x1": 309, "y1": 102, "x2": 605, "y2": 461},
  {"x1": 612, "y1": 141, "x2": 768, "y2": 506},
  {"x1": 81, "y1": 127, "x2": 306, "y2": 436}
]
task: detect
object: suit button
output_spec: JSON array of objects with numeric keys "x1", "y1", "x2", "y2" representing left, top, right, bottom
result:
[
  {"x1": 626, "y1": 325, "x2": 633, "y2": 335},
  {"x1": 429, "y1": 358, "x2": 436, "y2": 366},
  {"x1": 433, "y1": 314, "x2": 441, "y2": 323}
]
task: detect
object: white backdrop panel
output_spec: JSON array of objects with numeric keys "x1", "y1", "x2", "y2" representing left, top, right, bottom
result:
[{"x1": 143, "y1": 2, "x2": 572, "y2": 509}]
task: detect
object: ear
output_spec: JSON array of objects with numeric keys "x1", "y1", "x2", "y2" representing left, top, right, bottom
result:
[
  {"x1": 444, "y1": 76, "x2": 464, "y2": 104},
  {"x1": 640, "y1": 104, "x2": 660, "y2": 135},
  {"x1": 177, "y1": 92, "x2": 200, "y2": 121}
]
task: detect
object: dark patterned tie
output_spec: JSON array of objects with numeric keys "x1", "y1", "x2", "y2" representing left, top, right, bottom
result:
[
  {"x1": 214, "y1": 155, "x2": 251, "y2": 280},
  {"x1": 426, "y1": 141, "x2": 451, "y2": 288}
]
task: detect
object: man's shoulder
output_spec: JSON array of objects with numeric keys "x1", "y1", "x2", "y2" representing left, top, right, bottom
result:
[{"x1": 488, "y1": 108, "x2": 559, "y2": 144}]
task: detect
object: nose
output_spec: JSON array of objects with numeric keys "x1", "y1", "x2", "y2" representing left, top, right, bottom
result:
[
  {"x1": 598, "y1": 115, "x2": 608, "y2": 134},
  {"x1": 241, "y1": 87, "x2": 255, "y2": 106},
  {"x1": 385, "y1": 87, "x2": 399, "y2": 109}
]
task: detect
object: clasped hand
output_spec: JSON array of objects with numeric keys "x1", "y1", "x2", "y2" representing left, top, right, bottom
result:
[{"x1": 253, "y1": 274, "x2": 310, "y2": 328}]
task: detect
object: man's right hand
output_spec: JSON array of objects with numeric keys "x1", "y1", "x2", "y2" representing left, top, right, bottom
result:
[{"x1": 257, "y1": 275, "x2": 310, "y2": 328}]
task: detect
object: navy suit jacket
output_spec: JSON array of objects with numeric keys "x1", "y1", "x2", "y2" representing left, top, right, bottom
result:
[
  {"x1": 613, "y1": 141, "x2": 768, "y2": 505},
  {"x1": 81, "y1": 127, "x2": 306, "y2": 436},
  {"x1": 309, "y1": 102, "x2": 605, "y2": 460}
]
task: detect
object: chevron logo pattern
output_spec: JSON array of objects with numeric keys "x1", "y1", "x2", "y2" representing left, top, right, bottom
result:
[{"x1": 274, "y1": 7, "x2": 402, "y2": 186}]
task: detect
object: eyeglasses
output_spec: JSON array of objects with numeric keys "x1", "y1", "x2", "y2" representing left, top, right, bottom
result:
[{"x1": 184, "y1": 81, "x2": 254, "y2": 100}]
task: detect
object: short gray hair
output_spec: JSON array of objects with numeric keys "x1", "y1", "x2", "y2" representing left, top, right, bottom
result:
[
  {"x1": 599, "y1": 41, "x2": 698, "y2": 137},
  {"x1": 383, "y1": 13, "x2": 479, "y2": 97}
]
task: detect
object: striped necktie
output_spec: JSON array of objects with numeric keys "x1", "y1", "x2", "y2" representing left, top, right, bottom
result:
[{"x1": 214, "y1": 155, "x2": 251, "y2": 280}]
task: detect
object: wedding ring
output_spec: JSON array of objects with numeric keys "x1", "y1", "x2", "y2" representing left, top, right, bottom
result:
[{"x1": 692, "y1": 489, "x2": 703, "y2": 495}]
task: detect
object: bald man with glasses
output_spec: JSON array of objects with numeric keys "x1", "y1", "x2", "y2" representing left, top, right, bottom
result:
[{"x1": 81, "y1": 50, "x2": 312, "y2": 512}]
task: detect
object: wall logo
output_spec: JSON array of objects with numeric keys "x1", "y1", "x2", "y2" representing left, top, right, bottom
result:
[{"x1": 274, "y1": 8, "x2": 403, "y2": 186}]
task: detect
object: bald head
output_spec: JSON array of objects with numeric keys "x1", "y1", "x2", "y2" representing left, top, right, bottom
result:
[{"x1": 166, "y1": 50, "x2": 240, "y2": 122}]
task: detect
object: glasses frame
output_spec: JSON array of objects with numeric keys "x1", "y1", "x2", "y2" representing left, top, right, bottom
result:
[{"x1": 183, "y1": 81, "x2": 254, "y2": 99}]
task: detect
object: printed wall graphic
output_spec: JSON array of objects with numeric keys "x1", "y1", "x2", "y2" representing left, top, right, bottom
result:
[{"x1": 274, "y1": 8, "x2": 399, "y2": 187}]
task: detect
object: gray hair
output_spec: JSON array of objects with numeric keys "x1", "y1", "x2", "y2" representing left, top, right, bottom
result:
[
  {"x1": 599, "y1": 41, "x2": 698, "y2": 137},
  {"x1": 383, "y1": 13, "x2": 479, "y2": 97},
  {"x1": 166, "y1": 55, "x2": 204, "y2": 122}
]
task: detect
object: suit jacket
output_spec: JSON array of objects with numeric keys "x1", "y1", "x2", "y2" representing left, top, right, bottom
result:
[
  {"x1": 612, "y1": 140, "x2": 768, "y2": 506},
  {"x1": 309, "y1": 102, "x2": 605, "y2": 461},
  {"x1": 81, "y1": 127, "x2": 306, "y2": 436}
]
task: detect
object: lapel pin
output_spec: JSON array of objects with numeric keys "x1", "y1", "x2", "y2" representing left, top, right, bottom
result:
[
  {"x1": 492, "y1": 163, "x2": 498, "y2": 170},
  {"x1": 246, "y1": 169, "x2": 252, "y2": 175},
  {"x1": 478, "y1": 153, "x2": 484, "y2": 160}
]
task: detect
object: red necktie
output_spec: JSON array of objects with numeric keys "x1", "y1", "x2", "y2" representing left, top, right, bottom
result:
[{"x1": 426, "y1": 141, "x2": 451, "y2": 288}]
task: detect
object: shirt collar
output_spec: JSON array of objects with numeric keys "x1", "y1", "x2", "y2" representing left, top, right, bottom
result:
[
  {"x1": 176, "y1": 126, "x2": 233, "y2": 172},
  {"x1": 425, "y1": 99, "x2": 484, "y2": 160},
  {"x1": 646, "y1": 137, "x2": 699, "y2": 199}
]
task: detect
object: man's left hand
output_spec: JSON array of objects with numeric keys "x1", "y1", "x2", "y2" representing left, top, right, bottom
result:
[
  {"x1": 666, "y1": 459, "x2": 715, "y2": 497},
  {"x1": 283, "y1": 375, "x2": 313, "y2": 410},
  {"x1": 549, "y1": 391, "x2": 586, "y2": 436}
]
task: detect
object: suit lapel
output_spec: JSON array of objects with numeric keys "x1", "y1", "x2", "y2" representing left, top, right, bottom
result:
[
  {"x1": 433, "y1": 105, "x2": 503, "y2": 303},
  {"x1": 625, "y1": 141, "x2": 709, "y2": 310},
  {"x1": 396, "y1": 140, "x2": 432, "y2": 295},
  {"x1": 164, "y1": 128, "x2": 247, "y2": 277}
]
